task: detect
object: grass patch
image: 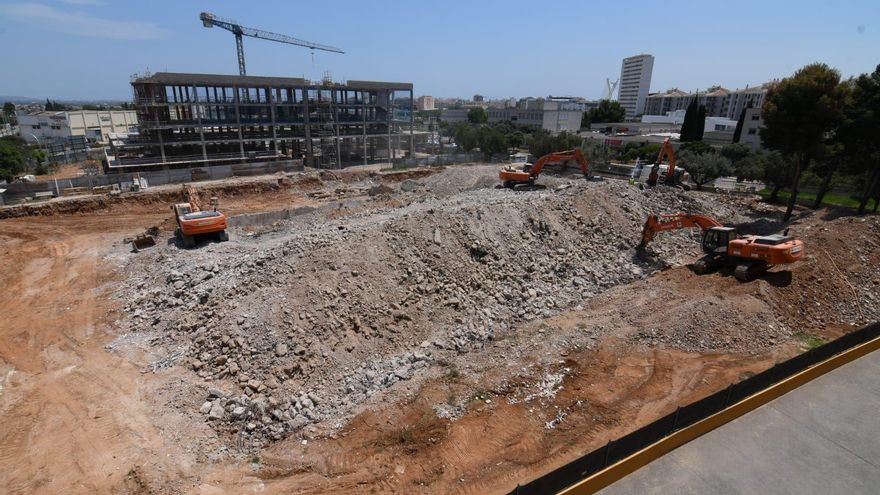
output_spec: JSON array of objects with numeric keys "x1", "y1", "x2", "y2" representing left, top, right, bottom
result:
[
  {"x1": 250, "y1": 455, "x2": 261, "y2": 465},
  {"x1": 758, "y1": 188, "x2": 864, "y2": 209},
  {"x1": 795, "y1": 332, "x2": 826, "y2": 350}
]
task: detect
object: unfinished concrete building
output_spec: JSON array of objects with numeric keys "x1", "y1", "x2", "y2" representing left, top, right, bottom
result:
[{"x1": 108, "y1": 72, "x2": 414, "y2": 170}]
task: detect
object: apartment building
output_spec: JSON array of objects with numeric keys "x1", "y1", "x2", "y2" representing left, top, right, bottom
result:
[{"x1": 618, "y1": 54, "x2": 654, "y2": 120}]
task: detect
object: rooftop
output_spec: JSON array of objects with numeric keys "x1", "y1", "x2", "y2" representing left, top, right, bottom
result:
[{"x1": 133, "y1": 72, "x2": 413, "y2": 90}]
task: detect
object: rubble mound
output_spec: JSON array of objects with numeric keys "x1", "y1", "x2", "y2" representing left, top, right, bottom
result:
[{"x1": 119, "y1": 171, "x2": 745, "y2": 446}]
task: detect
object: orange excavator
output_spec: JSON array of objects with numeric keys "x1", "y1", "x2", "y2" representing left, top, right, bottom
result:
[
  {"x1": 638, "y1": 213, "x2": 805, "y2": 281},
  {"x1": 172, "y1": 185, "x2": 228, "y2": 248},
  {"x1": 646, "y1": 138, "x2": 688, "y2": 189},
  {"x1": 499, "y1": 149, "x2": 589, "y2": 189}
]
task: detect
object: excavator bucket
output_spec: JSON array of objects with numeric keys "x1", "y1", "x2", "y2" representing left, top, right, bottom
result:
[
  {"x1": 132, "y1": 234, "x2": 156, "y2": 252},
  {"x1": 637, "y1": 215, "x2": 659, "y2": 249}
]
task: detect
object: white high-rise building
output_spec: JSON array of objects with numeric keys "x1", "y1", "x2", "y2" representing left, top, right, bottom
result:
[{"x1": 618, "y1": 54, "x2": 654, "y2": 121}]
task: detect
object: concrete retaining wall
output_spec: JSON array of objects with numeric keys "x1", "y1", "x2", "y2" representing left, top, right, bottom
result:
[
  {"x1": 228, "y1": 206, "x2": 317, "y2": 229},
  {"x1": 2, "y1": 159, "x2": 304, "y2": 203}
]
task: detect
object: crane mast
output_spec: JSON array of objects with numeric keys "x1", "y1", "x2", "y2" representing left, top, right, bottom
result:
[{"x1": 200, "y1": 12, "x2": 344, "y2": 76}]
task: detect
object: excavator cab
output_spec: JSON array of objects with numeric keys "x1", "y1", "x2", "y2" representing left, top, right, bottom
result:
[{"x1": 702, "y1": 227, "x2": 736, "y2": 255}]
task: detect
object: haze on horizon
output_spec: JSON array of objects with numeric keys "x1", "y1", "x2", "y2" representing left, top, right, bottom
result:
[{"x1": 0, "y1": 0, "x2": 877, "y2": 101}]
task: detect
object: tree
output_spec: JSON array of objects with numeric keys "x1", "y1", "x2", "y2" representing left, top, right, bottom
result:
[
  {"x1": 761, "y1": 63, "x2": 846, "y2": 221},
  {"x1": 720, "y1": 143, "x2": 752, "y2": 180},
  {"x1": 840, "y1": 65, "x2": 880, "y2": 214},
  {"x1": 2, "y1": 102, "x2": 14, "y2": 116},
  {"x1": 679, "y1": 140, "x2": 713, "y2": 155},
  {"x1": 467, "y1": 107, "x2": 487, "y2": 125},
  {"x1": 721, "y1": 143, "x2": 751, "y2": 164},
  {"x1": 452, "y1": 122, "x2": 478, "y2": 152},
  {"x1": 678, "y1": 150, "x2": 732, "y2": 190},
  {"x1": 0, "y1": 136, "x2": 41, "y2": 182},
  {"x1": 528, "y1": 130, "x2": 581, "y2": 158},
  {"x1": 733, "y1": 151, "x2": 767, "y2": 182},
  {"x1": 477, "y1": 127, "x2": 508, "y2": 160},
  {"x1": 582, "y1": 99, "x2": 626, "y2": 127},
  {"x1": 695, "y1": 105, "x2": 707, "y2": 141},
  {"x1": 732, "y1": 106, "x2": 748, "y2": 143},
  {"x1": 680, "y1": 98, "x2": 700, "y2": 141},
  {"x1": 762, "y1": 152, "x2": 796, "y2": 202}
]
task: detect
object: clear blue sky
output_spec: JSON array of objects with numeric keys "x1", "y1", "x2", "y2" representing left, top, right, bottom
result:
[{"x1": 1, "y1": 0, "x2": 878, "y2": 101}]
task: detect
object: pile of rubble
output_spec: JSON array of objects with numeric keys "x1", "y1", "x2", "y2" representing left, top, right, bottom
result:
[{"x1": 117, "y1": 170, "x2": 747, "y2": 445}]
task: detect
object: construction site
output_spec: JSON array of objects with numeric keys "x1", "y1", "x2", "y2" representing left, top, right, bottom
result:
[
  {"x1": 2, "y1": 6, "x2": 879, "y2": 495},
  {"x1": 0, "y1": 158, "x2": 878, "y2": 493}
]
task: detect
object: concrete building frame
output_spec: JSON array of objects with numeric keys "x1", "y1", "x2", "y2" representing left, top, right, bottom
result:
[{"x1": 112, "y1": 72, "x2": 414, "y2": 170}]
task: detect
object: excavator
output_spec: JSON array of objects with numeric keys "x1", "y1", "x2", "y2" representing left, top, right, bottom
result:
[
  {"x1": 499, "y1": 149, "x2": 590, "y2": 189},
  {"x1": 646, "y1": 138, "x2": 689, "y2": 189},
  {"x1": 638, "y1": 213, "x2": 805, "y2": 281},
  {"x1": 172, "y1": 185, "x2": 228, "y2": 248}
]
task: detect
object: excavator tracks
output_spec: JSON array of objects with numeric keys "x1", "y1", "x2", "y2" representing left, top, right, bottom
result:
[{"x1": 734, "y1": 261, "x2": 770, "y2": 281}]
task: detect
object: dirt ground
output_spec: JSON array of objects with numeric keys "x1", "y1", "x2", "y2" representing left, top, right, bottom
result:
[{"x1": 0, "y1": 165, "x2": 876, "y2": 495}]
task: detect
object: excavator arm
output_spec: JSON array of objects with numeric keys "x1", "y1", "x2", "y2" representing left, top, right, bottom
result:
[
  {"x1": 529, "y1": 149, "x2": 589, "y2": 178},
  {"x1": 647, "y1": 138, "x2": 677, "y2": 186},
  {"x1": 638, "y1": 213, "x2": 722, "y2": 249},
  {"x1": 182, "y1": 184, "x2": 203, "y2": 212}
]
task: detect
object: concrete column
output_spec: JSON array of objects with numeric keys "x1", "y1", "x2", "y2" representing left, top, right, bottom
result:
[
  {"x1": 157, "y1": 123, "x2": 167, "y2": 163},
  {"x1": 268, "y1": 86, "x2": 278, "y2": 156},
  {"x1": 362, "y1": 90, "x2": 367, "y2": 166},
  {"x1": 333, "y1": 88, "x2": 342, "y2": 169},
  {"x1": 303, "y1": 87, "x2": 313, "y2": 166},
  {"x1": 192, "y1": 85, "x2": 208, "y2": 161},
  {"x1": 387, "y1": 91, "x2": 392, "y2": 162},
  {"x1": 233, "y1": 85, "x2": 245, "y2": 160},
  {"x1": 409, "y1": 88, "x2": 415, "y2": 157}
]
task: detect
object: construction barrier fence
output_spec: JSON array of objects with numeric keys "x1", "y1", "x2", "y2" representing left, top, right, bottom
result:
[{"x1": 508, "y1": 321, "x2": 880, "y2": 495}]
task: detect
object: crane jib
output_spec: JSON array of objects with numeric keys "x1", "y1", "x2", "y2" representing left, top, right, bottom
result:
[{"x1": 199, "y1": 11, "x2": 344, "y2": 76}]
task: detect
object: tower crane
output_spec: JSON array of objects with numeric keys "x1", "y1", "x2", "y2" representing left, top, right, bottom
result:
[{"x1": 199, "y1": 12, "x2": 344, "y2": 76}]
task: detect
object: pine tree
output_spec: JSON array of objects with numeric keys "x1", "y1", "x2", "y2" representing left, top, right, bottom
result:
[
  {"x1": 680, "y1": 97, "x2": 700, "y2": 141},
  {"x1": 732, "y1": 106, "x2": 748, "y2": 143},
  {"x1": 695, "y1": 105, "x2": 707, "y2": 141}
]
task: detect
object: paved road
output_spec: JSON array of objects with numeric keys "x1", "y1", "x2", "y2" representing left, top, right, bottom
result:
[{"x1": 599, "y1": 349, "x2": 880, "y2": 495}]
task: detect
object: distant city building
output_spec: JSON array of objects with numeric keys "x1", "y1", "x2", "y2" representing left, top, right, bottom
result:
[
  {"x1": 738, "y1": 106, "x2": 765, "y2": 151},
  {"x1": 18, "y1": 109, "x2": 137, "y2": 144},
  {"x1": 416, "y1": 95, "x2": 435, "y2": 111},
  {"x1": 473, "y1": 94, "x2": 485, "y2": 102},
  {"x1": 618, "y1": 54, "x2": 654, "y2": 120},
  {"x1": 439, "y1": 108, "x2": 470, "y2": 123},
  {"x1": 645, "y1": 82, "x2": 772, "y2": 120},
  {"x1": 727, "y1": 83, "x2": 771, "y2": 121},
  {"x1": 487, "y1": 98, "x2": 586, "y2": 132}
]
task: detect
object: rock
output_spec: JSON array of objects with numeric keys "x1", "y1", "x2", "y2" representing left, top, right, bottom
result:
[
  {"x1": 208, "y1": 402, "x2": 225, "y2": 420},
  {"x1": 247, "y1": 379, "x2": 263, "y2": 391},
  {"x1": 207, "y1": 387, "x2": 227, "y2": 399},
  {"x1": 400, "y1": 179, "x2": 420, "y2": 192},
  {"x1": 231, "y1": 406, "x2": 247, "y2": 419},
  {"x1": 199, "y1": 401, "x2": 213, "y2": 414},
  {"x1": 275, "y1": 343, "x2": 289, "y2": 357}
]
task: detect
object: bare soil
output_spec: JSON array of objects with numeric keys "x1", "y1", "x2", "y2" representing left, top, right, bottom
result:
[{"x1": 0, "y1": 165, "x2": 876, "y2": 495}]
